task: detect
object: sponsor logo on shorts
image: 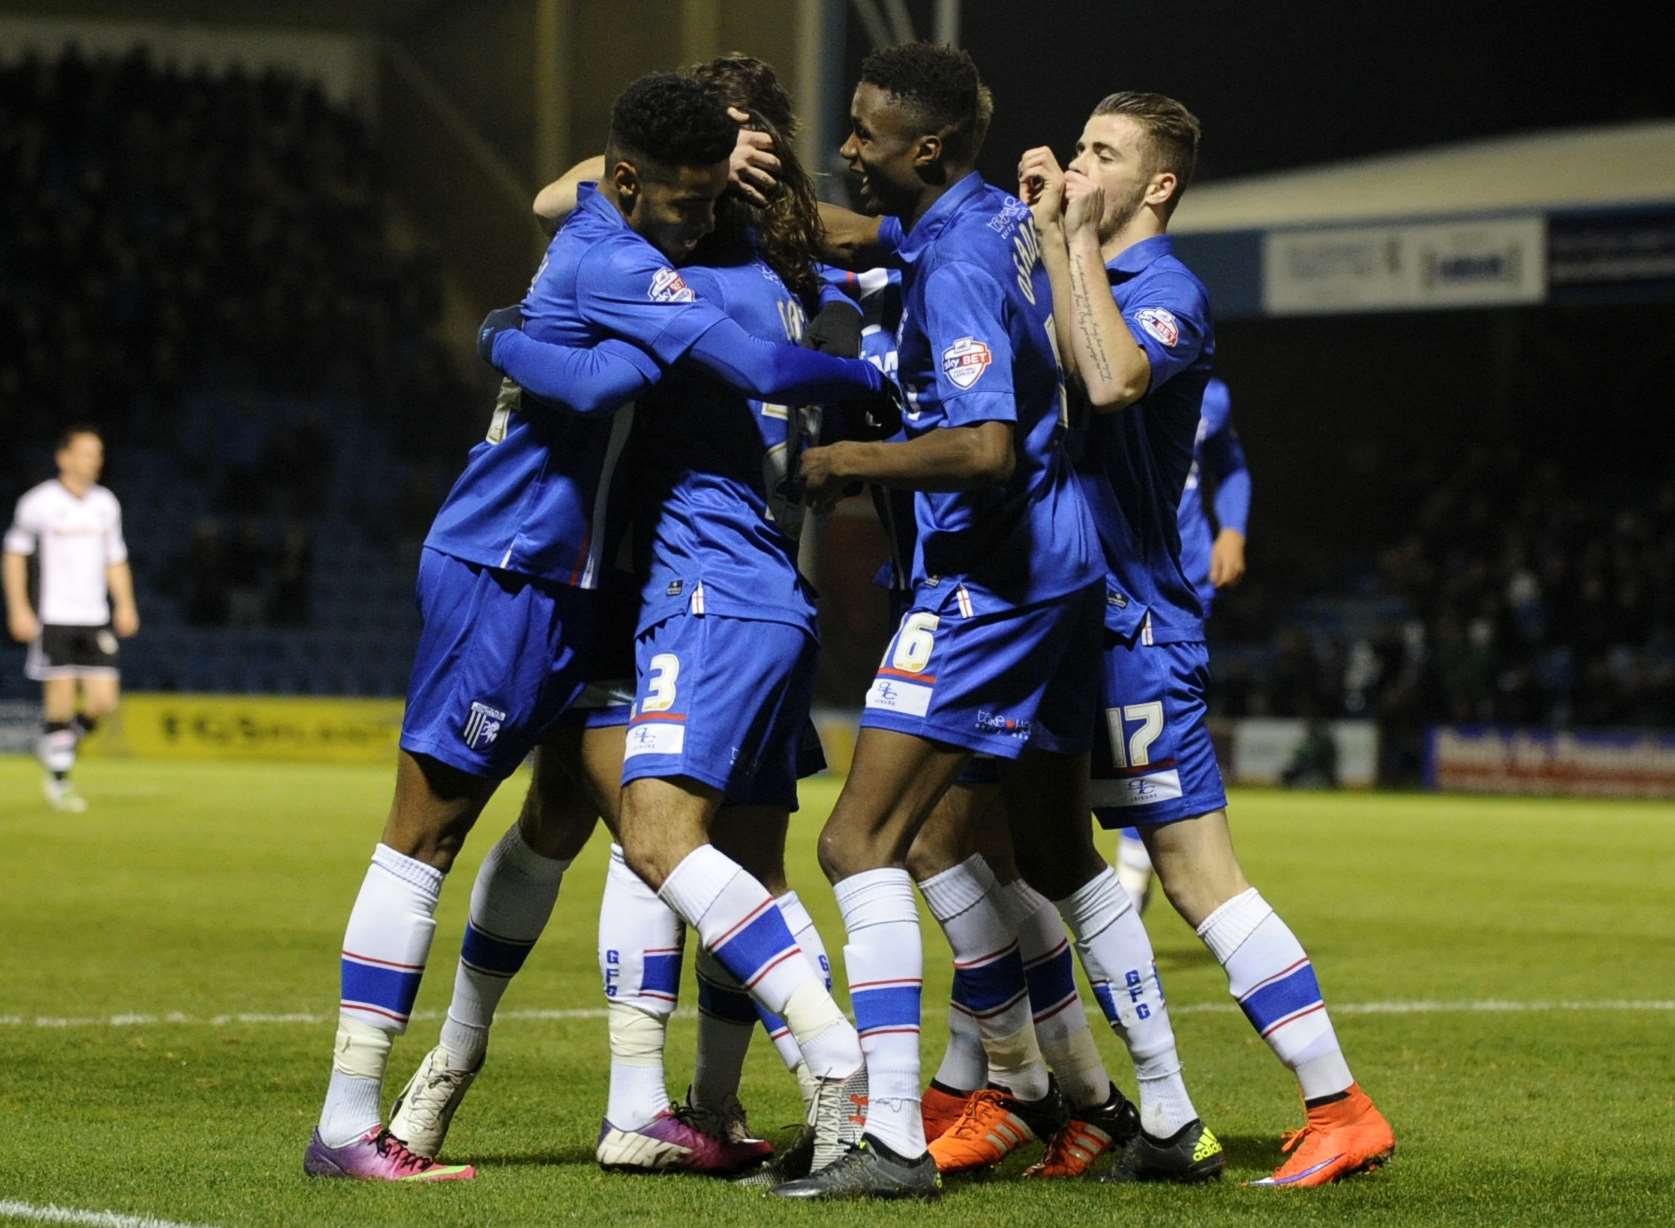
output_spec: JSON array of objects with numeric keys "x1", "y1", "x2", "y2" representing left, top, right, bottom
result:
[
  {"x1": 462, "y1": 701, "x2": 506, "y2": 751},
  {"x1": 975, "y1": 709, "x2": 1032, "y2": 740},
  {"x1": 666, "y1": 579, "x2": 683, "y2": 597},
  {"x1": 865, "y1": 677, "x2": 933, "y2": 718},
  {"x1": 625, "y1": 719, "x2": 685, "y2": 757},
  {"x1": 1133, "y1": 308, "x2": 1180, "y2": 347},
  {"x1": 648, "y1": 267, "x2": 695, "y2": 303},
  {"x1": 1089, "y1": 768, "x2": 1184, "y2": 808},
  {"x1": 940, "y1": 336, "x2": 992, "y2": 390},
  {"x1": 1107, "y1": 588, "x2": 1129, "y2": 609}
]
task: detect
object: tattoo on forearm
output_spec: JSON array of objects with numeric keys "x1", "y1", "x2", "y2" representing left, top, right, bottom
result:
[{"x1": 1067, "y1": 249, "x2": 1115, "y2": 387}]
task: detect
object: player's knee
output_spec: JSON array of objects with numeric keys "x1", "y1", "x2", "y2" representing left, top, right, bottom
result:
[
  {"x1": 618, "y1": 834, "x2": 672, "y2": 893},
  {"x1": 904, "y1": 823, "x2": 964, "y2": 882}
]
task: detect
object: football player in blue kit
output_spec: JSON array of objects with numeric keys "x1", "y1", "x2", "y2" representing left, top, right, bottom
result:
[
  {"x1": 775, "y1": 44, "x2": 1198, "y2": 1200},
  {"x1": 304, "y1": 72, "x2": 888, "y2": 1184},
  {"x1": 1116, "y1": 375, "x2": 1249, "y2": 909},
  {"x1": 1018, "y1": 91, "x2": 1394, "y2": 1188}
]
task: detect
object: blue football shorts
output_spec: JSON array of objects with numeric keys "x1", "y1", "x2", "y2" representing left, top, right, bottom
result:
[
  {"x1": 400, "y1": 547, "x2": 597, "y2": 780},
  {"x1": 620, "y1": 612, "x2": 820, "y2": 810},
  {"x1": 1090, "y1": 632, "x2": 1228, "y2": 828},
  {"x1": 860, "y1": 581, "x2": 1103, "y2": 759}
]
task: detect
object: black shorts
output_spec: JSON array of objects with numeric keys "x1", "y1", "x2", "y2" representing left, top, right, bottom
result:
[{"x1": 26, "y1": 623, "x2": 120, "y2": 681}]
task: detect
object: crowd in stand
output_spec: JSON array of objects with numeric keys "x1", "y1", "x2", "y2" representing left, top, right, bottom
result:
[{"x1": 0, "y1": 44, "x2": 467, "y2": 480}]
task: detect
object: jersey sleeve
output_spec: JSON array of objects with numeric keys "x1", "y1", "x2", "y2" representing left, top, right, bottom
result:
[
  {"x1": 3, "y1": 492, "x2": 39, "y2": 555},
  {"x1": 489, "y1": 333, "x2": 660, "y2": 414},
  {"x1": 921, "y1": 260, "x2": 1016, "y2": 427},
  {"x1": 1119, "y1": 274, "x2": 1211, "y2": 394},
  {"x1": 103, "y1": 495, "x2": 129, "y2": 566},
  {"x1": 1200, "y1": 396, "x2": 1251, "y2": 535},
  {"x1": 575, "y1": 240, "x2": 732, "y2": 366}
]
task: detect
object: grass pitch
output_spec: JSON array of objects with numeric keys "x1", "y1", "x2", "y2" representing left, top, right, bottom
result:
[{"x1": 1, "y1": 755, "x2": 1671, "y2": 1227}]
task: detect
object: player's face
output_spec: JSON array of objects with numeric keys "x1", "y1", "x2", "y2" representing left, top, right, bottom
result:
[
  {"x1": 56, "y1": 433, "x2": 104, "y2": 486},
  {"x1": 1069, "y1": 114, "x2": 1157, "y2": 242},
  {"x1": 628, "y1": 160, "x2": 730, "y2": 262},
  {"x1": 839, "y1": 83, "x2": 922, "y2": 216}
]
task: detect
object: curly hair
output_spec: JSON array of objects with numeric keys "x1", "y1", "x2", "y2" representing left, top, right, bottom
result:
[
  {"x1": 859, "y1": 42, "x2": 984, "y2": 161},
  {"x1": 686, "y1": 54, "x2": 823, "y2": 308},
  {"x1": 606, "y1": 71, "x2": 736, "y2": 169}
]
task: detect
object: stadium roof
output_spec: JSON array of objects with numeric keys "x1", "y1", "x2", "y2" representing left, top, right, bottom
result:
[{"x1": 1174, "y1": 121, "x2": 1675, "y2": 234}]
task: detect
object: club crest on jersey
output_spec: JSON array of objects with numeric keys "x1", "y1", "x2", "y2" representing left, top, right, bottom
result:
[
  {"x1": 648, "y1": 267, "x2": 694, "y2": 304},
  {"x1": 941, "y1": 336, "x2": 992, "y2": 390},
  {"x1": 1134, "y1": 308, "x2": 1180, "y2": 347},
  {"x1": 462, "y1": 701, "x2": 506, "y2": 751}
]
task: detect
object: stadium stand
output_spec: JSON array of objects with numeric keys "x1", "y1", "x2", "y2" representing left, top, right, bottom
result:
[{"x1": 0, "y1": 45, "x2": 475, "y2": 700}]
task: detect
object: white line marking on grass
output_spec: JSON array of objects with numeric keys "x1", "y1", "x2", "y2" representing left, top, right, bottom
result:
[
  {"x1": 0, "y1": 1198, "x2": 217, "y2": 1228},
  {"x1": 1, "y1": 1000, "x2": 1670, "y2": 1031}
]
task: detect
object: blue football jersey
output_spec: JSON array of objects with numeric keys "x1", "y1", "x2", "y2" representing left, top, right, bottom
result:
[
  {"x1": 633, "y1": 246, "x2": 822, "y2": 634},
  {"x1": 1175, "y1": 378, "x2": 1249, "y2": 616},
  {"x1": 423, "y1": 184, "x2": 721, "y2": 588},
  {"x1": 879, "y1": 173, "x2": 1099, "y2": 608},
  {"x1": 1075, "y1": 235, "x2": 1217, "y2": 643}
]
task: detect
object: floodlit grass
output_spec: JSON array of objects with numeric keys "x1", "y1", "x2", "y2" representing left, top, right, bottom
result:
[{"x1": 2, "y1": 755, "x2": 1671, "y2": 1226}]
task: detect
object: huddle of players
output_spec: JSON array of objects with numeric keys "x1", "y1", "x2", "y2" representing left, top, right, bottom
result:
[{"x1": 301, "y1": 45, "x2": 1395, "y2": 1199}]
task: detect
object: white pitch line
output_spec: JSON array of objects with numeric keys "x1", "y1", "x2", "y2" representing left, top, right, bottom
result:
[
  {"x1": 0, "y1": 1000, "x2": 1670, "y2": 1030},
  {"x1": 0, "y1": 1199, "x2": 216, "y2": 1228}
]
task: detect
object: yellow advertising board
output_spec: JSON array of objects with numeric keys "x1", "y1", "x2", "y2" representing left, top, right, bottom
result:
[{"x1": 83, "y1": 693, "x2": 405, "y2": 764}]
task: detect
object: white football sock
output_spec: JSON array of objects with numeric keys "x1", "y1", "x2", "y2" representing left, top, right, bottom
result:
[
  {"x1": 1115, "y1": 829, "x2": 1154, "y2": 908},
  {"x1": 38, "y1": 724, "x2": 76, "y2": 777},
  {"x1": 321, "y1": 844, "x2": 443, "y2": 1145},
  {"x1": 439, "y1": 824, "x2": 570, "y2": 1069},
  {"x1": 1198, "y1": 887, "x2": 1353, "y2": 1102},
  {"x1": 920, "y1": 855, "x2": 1048, "y2": 1101},
  {"x1": 835, "y1": 867, "x2": 926, "y2": 1159},
  {"x1": 661, "y1": 844, "x2": 861, "y2": 1080},
  {"x1": 600, "y1": 844, "x2": 682, "y2": 1129},
  {"x1": 1057, "y1": 866, "x2": 1197, "y2": 1137},
  {"x1": 999, "y1": 878, "x2": 1111, "y2": 1110}
]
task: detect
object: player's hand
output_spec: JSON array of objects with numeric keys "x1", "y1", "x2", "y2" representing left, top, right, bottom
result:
[
  {"x1": 1063, "y1": 170, "x2": 1105, "y2": 236},
  {"x1": 7, "y1": 608, "x2": 39, "y2": 644},
  {"x1": 1017, "y1": 146, "x2": 1066, "y2": 231},
  {"x1": 806, "y1": 300, "x2": 863, "y2": 358},
  {"x1": 727, "y1": 107, "x2": 782, "y2": 207},
  {"x1": 113, "y1": 605, "x2": 140, "y2": 637},
  {"x1": 1209, "y1": 528, "x2": 1247, "y2": 588},
  {"x1": 797, "y1": 441, "x2": 860, "y2": 505},
  {"x1": 477, "y1": 305, "x2": 524, "y2": 364}
]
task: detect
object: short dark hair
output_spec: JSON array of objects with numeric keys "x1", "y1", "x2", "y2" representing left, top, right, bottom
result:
[
  {"x1": 607, "y1": 71, "x2": 736, "y2": 170},
  {"x1": 57, "y1": 423, "x2": 101, "y2": 450},
  {"x1": 860, "y1": 42, "x2": 984, "y2": 161},
  {"x1": 1091, "y1": 91, "x2": 1202, "y2": 218}
]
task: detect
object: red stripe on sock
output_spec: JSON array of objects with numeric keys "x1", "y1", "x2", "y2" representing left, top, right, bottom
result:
[
  {"x1": 1031, "y1": 994, "x2": 1080, "y2": 1025},
  {"x1": 341, "y1": 1000, "x2": 408, "y2": 1023},
  {"x1": 850, "y1": 977, "x2": 923, "y2": 990},
  {"x1": 953, "y1": 941, "x2": 1020, "y2": 970},
  {"x1": 713, "y1": 899, "x2": 774, "y2": 948},
  {"x1": 1239, "y1": 957, "x2": 1311, "y2": 1001},
  {"x1": 341, "y1": 950, "x2": 424, "y2": 971},
  {"x1": 1260, "y1": 1001, "x2": 1326, "y2": 1037},
  {"x1": 1022, "y1": 940, "x2": 1071, "y2": 970},
  {"x1": 744, "y1": 948, "x2": 800, "y2": 988}
]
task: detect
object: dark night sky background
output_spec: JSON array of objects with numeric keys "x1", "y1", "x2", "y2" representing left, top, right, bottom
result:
[{"x1": 842, "y1": 1, "x2": 1671, "y2": 186}]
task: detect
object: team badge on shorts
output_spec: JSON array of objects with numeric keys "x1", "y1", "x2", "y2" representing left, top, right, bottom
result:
[
  {"x1": 1133, "y1": 308, "x2": 1180, "y2": 347},
  {"x1": 462, "y1": 701, "x2": 506, "y2": 751},
  {"x1": 648, "y1": 267, "x2": 695, "y2": 303},
  {"x1": 97, "y1": 629, "x2": 119, "y2": 656},
  {"x1": 941, "y1": 336, "x2": 993, "y2": 389}
]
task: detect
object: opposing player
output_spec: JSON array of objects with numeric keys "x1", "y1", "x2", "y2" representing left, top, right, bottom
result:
[
  {"x1": 1117, "y1": 375, "x2": 1250, "y2": 909},
  {"x1": 386, "y1": 56, "x2": 868, "y2": 1180},
  {"x1": 4, "y1": 426, "x2": 138, "y2": 813},
  {"x1": 303, "y1": 72, "x2": 890, "y2": 1184},
  {"x1": 1020, "y1": 90, "x2": 1395, "y2": 1188}
]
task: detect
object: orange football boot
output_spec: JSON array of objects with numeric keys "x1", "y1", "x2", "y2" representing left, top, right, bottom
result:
[
  {"x1": 927, "y1": 1085, "x2": 1064, "y2": 1174},
  {"x1": 1024, "y1": 1085, "x2": 1139, "y2": 1179},
  {"x1": 920, "y1": 1081, "x2": 971, "y2": 1143},
  {"x1": 1248, "y1": 1083, "x2": 1395, "y2": 1188}
]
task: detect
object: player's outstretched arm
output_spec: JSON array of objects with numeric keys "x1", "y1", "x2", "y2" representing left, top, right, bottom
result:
[
  {"x1": 2, "y1": 549, "x2": 39, "y2": 643},
  {"x1": 482, "y1": 309, "x2": 659, "y2": 415},
  {"x1": 816, "y1": 202, "x2": 897, "y2": 270},
  {"x1": 1061, "y1": 174, "x2": 1153, "y2": 413},
  {"x1": 799, "y1": 421, "x2": 1013, "y2": 499},
  {"x1": 1203, "y1": 399, "x2": 1251, "y2": 588},
  {"x1": 533, "y1": 157, "x2": 605, "y2": 235},
  {"x1": 681, "y1": 316, "x2": 890, "y2": 403}
]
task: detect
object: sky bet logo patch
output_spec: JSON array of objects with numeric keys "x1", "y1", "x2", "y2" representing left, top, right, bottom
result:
[
  {"x1": 462, "y1": 701, "x2": 506, "y2": 751},
  {"x1": 648, "y1": 267, "x2": 695, "y2": 303},
  {"x1": 1134, "y1": 307, "x2": 1179, "y2": 347},
  {"x1": 941, "y1": 336, "x2": 992, "y2": 389}
]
